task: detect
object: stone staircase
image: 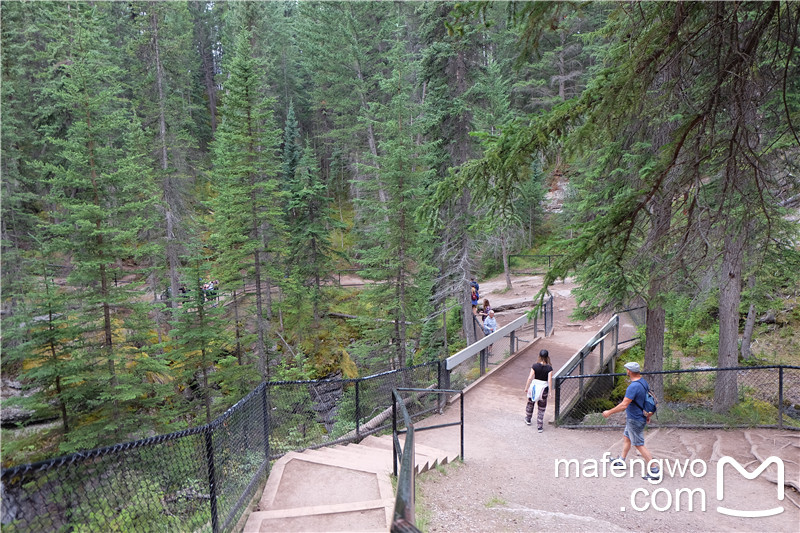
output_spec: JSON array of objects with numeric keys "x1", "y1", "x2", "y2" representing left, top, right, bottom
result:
[{"x1": 243, "y1": 435, "x2": 459, "y2": 532}]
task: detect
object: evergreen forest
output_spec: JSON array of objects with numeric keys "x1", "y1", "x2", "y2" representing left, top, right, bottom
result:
[{"x1": 2, "y1": 1, "x2": 800, "y2": 466}]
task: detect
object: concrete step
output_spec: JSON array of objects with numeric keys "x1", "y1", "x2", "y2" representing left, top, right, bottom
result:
[
  {"x1": 297, "y1": 445, "x2": 391, "y2": 473},
  {"x1": 360, "y1": 434, "x2": 460, "y2": 473},
  {"x1": 243, "y1": 451, "x2": 394, "y2": 532},
  {"x1": 243, "y1": 436, "x2": 457, "y2": 532},
  {"x1": 245, "y1": 499, "x2": 390, "y2": 532}
]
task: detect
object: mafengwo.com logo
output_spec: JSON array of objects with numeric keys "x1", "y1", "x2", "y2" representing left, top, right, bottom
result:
[
  {"x1": 554, "y1": 453, "x2": 785, "y2": 516},
  {"x1": 717, "y1": 456, "x2": 784, "y2": 517}
]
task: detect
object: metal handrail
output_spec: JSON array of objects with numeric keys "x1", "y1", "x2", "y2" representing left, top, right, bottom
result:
[
  {"x1": 553, "y1": 313, "x2": 620, "y2": 425},
  {"x1": 390, "y1": 388, "x2": 464, "y2": 532}
]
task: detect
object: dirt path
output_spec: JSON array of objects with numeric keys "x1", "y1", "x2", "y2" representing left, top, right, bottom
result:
[{"x1": 413, "y1": 272, "x2": 800, "y2": 533}]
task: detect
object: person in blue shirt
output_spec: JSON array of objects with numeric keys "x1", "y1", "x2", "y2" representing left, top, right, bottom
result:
[
  {"x1": 482, "y1": 310, "x2": 497, "y2": 334},
  {"x1": 602, "y1": 361, "x2": 658, "y2": 479},
  {"x1": 482, "y1": 310, "x2": 497, "y2": 354}
]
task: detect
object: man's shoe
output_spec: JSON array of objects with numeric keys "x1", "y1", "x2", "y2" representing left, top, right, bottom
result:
[
  {"x1": 537, "y1": 427, "x2": 543, "y2": 433},
  {"x1": 642, "y1": 467, "x2": 660, "y2": 480},
  {"x1": 611, "y1": 457, "x2": 625, "y2": 468},
  {"x1": 524, "y1": 418, "x2": 531, "y2": 426}
]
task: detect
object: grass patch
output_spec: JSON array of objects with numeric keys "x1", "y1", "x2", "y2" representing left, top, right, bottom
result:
[{"x1": 484, "y1": 495, "x2": 507, "y2": 508}]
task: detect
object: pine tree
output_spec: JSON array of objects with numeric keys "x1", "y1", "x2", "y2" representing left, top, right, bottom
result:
[
  {"x1": 419, "y1": 1, "x2": 485, "y2": 345},
  {"x1": 2, "y1": 247, "x2": 82, "y2": 436},
  {"x1": 356, "y1": 5, "x2": 436, "y2": 369},
  {"x1": 287, "y1": 140, "x2": 342, "y2": 326},
  {"x1": 1, "y1": 1, "x2": 72, "y2": 340},
  {"x1": 167, "y1": 255, "x2": 229, "y2": 424},
  {"x1": 210, "y1": 25, "x2": 283, "y2": 380},
  {"x1": 128, "y1": 1, "x2": 204, "y2": 319},
  {"x1": 35, "y1": 2, "x2": 159, "y2": 449}
]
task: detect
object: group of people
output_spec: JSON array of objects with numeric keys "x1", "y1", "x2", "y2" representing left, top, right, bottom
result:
[
  {"x1": 523, "y1": 351, "x2": 658, "y2": 478},
  {"x1": 161, "y1": 279, "x2": 220, "y2": 304},
  {"x1": 469, "y1": 277, "x2": 496, "y2": 336},
  {"x1": 202, "y1": 279, "x2": 220, "y2": 301}
]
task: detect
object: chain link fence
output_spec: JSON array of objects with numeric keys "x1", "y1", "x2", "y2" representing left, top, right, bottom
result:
[
  {"x1": 265, "y1": 362, "x2": 441, "y2": 456},
  {"x1": 555, "y1": 366, "x2": 800, "y2": 430},
  {"x1": 617, "y1": 305, "x2": 646, "y2": 345},
  {"x1": 1, "y1": 363, "x2": 441, "y2": 532}
]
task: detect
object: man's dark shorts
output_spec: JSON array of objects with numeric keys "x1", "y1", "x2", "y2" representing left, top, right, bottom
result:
[{"x1": 623, "y1": 418, "x2": 646, "y2": 446}]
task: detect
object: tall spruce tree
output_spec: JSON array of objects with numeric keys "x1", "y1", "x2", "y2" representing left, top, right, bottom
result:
[
  {"x1": 356, "y1": 5, "x2": 435, "y2": 369},
  {"x1": 210, "y1": 26, "x2": 282, "y2": 380},
  {"x1": 128, "y1": 1, "x2": 203, "y2": 319},
  {"x1": 287, "y1": 140, "x2": 342, "y2": 327},
  {"x1": 34, "y1": 2, "x2": 159, "y2": 449},
  {"x1": 419, "y1": 1, "x2": 486, "y2": 345}
]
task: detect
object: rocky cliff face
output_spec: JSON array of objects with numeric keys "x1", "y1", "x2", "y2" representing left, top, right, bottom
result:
[
  {"x1": 543, "y1": 170, "x2": 568, "y2": 213},
  {"x1": 1, "y1": 379, "x2": 36, "y2": 426}
]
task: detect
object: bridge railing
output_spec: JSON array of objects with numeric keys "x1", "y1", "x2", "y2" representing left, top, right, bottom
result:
[
  {"x1": 390, "y1": 387, "x2": 463, "y2": 533},
  {"x1": 444, "y1": 293, "x2": 553, "y2": 392},
  {"x1": 553, "y1": 314, "x2": 620, "y2": 425}
]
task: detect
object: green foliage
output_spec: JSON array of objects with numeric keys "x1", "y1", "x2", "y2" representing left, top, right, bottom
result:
[
  {"x1": 664, "y1": 294, "x2": 720, "y2": 363},
  {"x1": 286, "y1": 141, "x2": 345, "y2": 325},
  {"x1": 577, "y1": 397, "x2": 615, "y2": 414}
]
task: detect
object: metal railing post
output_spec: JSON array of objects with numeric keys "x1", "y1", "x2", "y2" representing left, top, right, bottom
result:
[
  {"x1": 544, "y1": 303, "x2": 548, "y2": 337},
  {"x1": 510, "y1": 330, "x2": 516, "y2": 353},
  {"x1": 356, "y1": 379, "x2": 361, "y2": 439},
  {"x1": 392, "y1": 396, "x2": 398, "y2": 477},
  {"x1": 554, "y1": 376, "x2": 561, "y2": 426},
  {"x1": 460, "y1": 392, "x2": 465, "y2": 461},
  {"x1": 205, "y1": 426, "x2": 219, "y2": 533},
  {"x1": 480, "y1": 348, "x2": 486, "y2": 376},
  {"x1": 778, "y1": 367, "x2": 784, "y2": 429},
  {"x1": 599, "y1": 339, "x2": 604, "y2": 370}
]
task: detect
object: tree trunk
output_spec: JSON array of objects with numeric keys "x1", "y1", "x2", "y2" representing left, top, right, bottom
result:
[
  {"x1": 192, "y1": 1, "x2": 217, "y2": 134},
  {"x1": 501, "y1": 230, "x2": 512, "y2": 290},
  {"x1": 166, "y1": 210, "x2": 181, "y2": 311},
  {"x1": 45, "y1": 277, "x2": 69, "y2": 434},
  {"x1": 85, "y1": 99, "x2": 119, "y2": 425},
  {"x1": 312, "y1": 241, "x2": 321, "y2": 325},
  {"x1": 253, "y1": 246, "x2": 268, "y2": 379},
  {"x1": 740, "y1": 274, "x2": 756, "y2": 361},
  {"x1": 151, "y1": 10, "x2": 182, "y2": 314},
  {"x1": 197, "y1": 299, "x2": 212, "y2": 424},
  {"x1": 643, "y1": 290, "x2": 665, "y2": 402},
  {"x1": 149, "y1": 270, "x2": 164, "y2": 345},
  {"x1": 233, "y1": 288, "x2": 243, "y2": 365},
  {"x1": 714, "y1": 226, "x2": 745, "y2": 413},
  {"x1": 642, "y1": 187, "x2": 672, "y2": 401}
]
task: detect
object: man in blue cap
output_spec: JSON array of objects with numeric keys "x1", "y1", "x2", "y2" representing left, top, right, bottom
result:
[{"x1": 602, "y1": 361, "x2": 659, "y2": 479}]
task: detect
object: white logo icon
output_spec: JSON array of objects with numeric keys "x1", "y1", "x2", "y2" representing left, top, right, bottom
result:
[{"x1": 716, "y1": 456, "x2": 784, "y2": 517}]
